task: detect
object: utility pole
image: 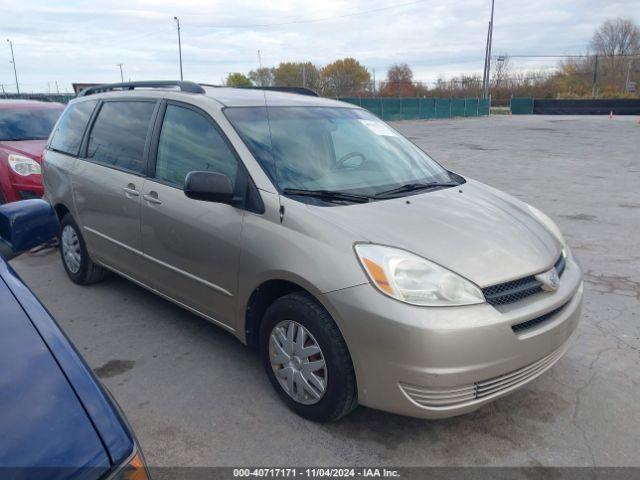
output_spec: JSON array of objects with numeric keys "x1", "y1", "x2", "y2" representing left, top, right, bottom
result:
[
  {"x1": 592, "y1": 54, "x2": 598, "y2": 98},
  {"x1": 372, "y1": 67, "x2": 376, "y2": 96},
  {"x1": 482, "y1": 21, "x2": 491, "y2": 97},
  {"x1": 174, "y1": 17, "x2": 183, "y2": 80},
  {"x1": 483, "y1": 0, "x2": 495, "y2": 99},
  {"x1": 624, "y1": 58, "x2": 632, "y2": 93},
  {"x1": 6, "y1": 39, "x2": 20, "y2": 94},
  {"x1": 117, "y1": 63, "x2": 124, "y2": 82}
]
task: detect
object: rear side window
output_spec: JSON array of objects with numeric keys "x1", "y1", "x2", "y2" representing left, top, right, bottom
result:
[
  {"x1": 154, "y1": 104, "x2": 238, "y2": 187},
  {"x1": 87, "y1": 101, "x2": 156, "y2": 174},
  {"x1": 49, "y1": 100, "x2": 97, "y2": 156}
]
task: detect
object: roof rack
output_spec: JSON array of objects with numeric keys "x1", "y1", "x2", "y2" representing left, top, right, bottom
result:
[
  {"x1": 199, "y1": 84, "x2": 319, "y2": 97},
  {"x1": 78, "y1": 81, "x2": 206, "y2": 97},
  {"x1": 239, "y1": 86, "x2": 319, "y2": 97}
]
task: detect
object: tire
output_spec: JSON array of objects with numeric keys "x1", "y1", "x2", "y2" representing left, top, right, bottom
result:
[
  {"x1": 59, "y1": 214, "x2": 107, "y2": 285},
  {"x1": 260, "y1": 292, "x2": 358, "y2": 422}
]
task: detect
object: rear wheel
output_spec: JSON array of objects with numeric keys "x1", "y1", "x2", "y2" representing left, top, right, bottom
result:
[
  {"x1": 59, "y1": 214, "x2": 107, "y2": 285},
  {"x1": 260, "y1": 292, "x2": 358, "y2": 422}
]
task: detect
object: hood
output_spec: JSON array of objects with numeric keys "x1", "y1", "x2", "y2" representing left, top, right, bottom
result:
[
  {"x1": 0, "y1": 139, "x2": 48, "y2": 162},
  {"x1": 0, "y1": 276, "x2": 110, "y2": 475},
  {"x1": 308, "y1": 179, "x2": 561, "y2": 287}
]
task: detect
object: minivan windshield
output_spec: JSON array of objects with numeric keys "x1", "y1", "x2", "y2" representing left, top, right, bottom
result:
[
  {"x1": 0, "y1": 108, "x2": 63, "y2": 141},
  {"x1": 224, "y1": 107, "x2": 456, "y2": 197}
]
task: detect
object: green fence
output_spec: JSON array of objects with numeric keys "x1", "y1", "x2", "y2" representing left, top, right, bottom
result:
[
  {"x1": 339, "y1": 97, "x2": 490, "y2": 121},
  {"x1": 510, "y1": 97, "x2": 534, "y2": 115}
]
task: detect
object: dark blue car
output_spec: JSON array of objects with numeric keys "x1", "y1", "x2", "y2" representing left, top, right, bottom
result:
[{"x1": 0, "y1": 200, "x2": 149, "y2": 480}]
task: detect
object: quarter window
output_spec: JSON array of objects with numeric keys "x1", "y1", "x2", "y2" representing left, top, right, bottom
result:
[
  {"x1": 49, "y1": 100, "x2": 97, "y2": 156},
  {"x1": 155, "y1": 104, "x2": 238, "y2": 187},
  {"x1": 87, "y1": 101, "x2": 156, "y2": 174}
]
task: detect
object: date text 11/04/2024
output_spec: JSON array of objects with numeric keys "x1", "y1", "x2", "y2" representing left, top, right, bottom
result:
[{"x1": 232, "y1": 468, "x2": 400, "y2": 477}]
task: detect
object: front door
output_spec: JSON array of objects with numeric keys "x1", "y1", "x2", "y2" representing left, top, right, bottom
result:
[{"x1": 139, "y1": 102, "x2": 244, "y2": 330}]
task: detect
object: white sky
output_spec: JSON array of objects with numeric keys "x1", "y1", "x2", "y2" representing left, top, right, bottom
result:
[{"x1": 1, "y1": 0, "x2": 638, "y2": 93}]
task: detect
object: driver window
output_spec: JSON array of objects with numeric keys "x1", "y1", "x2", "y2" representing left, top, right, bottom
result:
[{"x1": 155, "y1": 104, "x2": 238, "y2": 188}]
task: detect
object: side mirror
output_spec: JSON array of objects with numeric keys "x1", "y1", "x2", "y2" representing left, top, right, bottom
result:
[
  {"x1": 184, "y1": 171, "x2": 235, "y2": 204},
  {"x1": 0, "y1": 200, "x2": 59, "y2": 261}
]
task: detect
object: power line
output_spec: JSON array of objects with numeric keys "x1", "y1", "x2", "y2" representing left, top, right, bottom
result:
[
  {"x1": 191, "y1": 0, "x2": 427, "y2": 29},
  {"x1": 501, "y1": 53, "x2": 640, "y2": 58}
]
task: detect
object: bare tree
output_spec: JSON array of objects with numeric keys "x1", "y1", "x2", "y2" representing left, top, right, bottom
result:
[
  {"x1": 590, "y1": 18, "x2": 640, "y2": 92},
  {"x1": 590, "y1": 18, "x2": 640, "y2": 56},
  {"x1": 491, "y1": 54, "x2": 511, "y2": 89},
  {"x1": 381, "y1": 63, "x2": 416, "y2": 96}
]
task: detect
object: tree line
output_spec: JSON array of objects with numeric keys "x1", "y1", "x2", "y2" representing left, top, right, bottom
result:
[
  {"x1": 225, "y1": 17, "x2": 639, "y2": 100},
  {"x1": 225, "y1": 58, "x2": 371, "y2": 97}
]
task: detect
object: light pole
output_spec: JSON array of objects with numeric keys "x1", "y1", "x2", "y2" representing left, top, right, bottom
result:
[
  {"x1": 625, "y1": 58, "x2": 633, "y2": 94},
  {"x1": 6, "y1": 39, "x2": 19, "y2": 94},
  {"x1": 174, "y1": 16, "x2": 183, "y2": 80},
  {"x1": 117, "y1": 63, "x2": 124, "y2": 82}
]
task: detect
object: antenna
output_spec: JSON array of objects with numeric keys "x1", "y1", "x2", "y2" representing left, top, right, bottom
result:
[{"x1": 256, "y1": 49, "x2": 280, "y2": 205}]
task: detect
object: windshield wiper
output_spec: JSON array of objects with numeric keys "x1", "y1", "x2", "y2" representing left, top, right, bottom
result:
[
  {"x1": 375, "y1": 182, "x2": 459, "y2": 198},
  {"x1": 283, "y1": 188, "x2": 372, "y2": 204}
]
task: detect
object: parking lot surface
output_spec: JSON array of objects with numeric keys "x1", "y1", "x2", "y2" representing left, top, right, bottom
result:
[{"x1": 11, "y1": 115, "x2": 640, "y2": 467}]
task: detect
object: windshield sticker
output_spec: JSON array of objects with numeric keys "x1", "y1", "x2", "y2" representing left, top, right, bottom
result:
[{"x1": 358, "y1": 119, "x2": 398, "y2": 137}]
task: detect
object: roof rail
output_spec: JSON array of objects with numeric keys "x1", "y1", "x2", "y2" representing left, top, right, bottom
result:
[
  {"x1": 239, "y1": 86, "x2": 319, "y2": 97},
  {"x1": 199, "y1": 84, "x2": 319, "y2": 97},
  {"x1": 78, "y1": 81, "x2": 206, "y2": 97}
]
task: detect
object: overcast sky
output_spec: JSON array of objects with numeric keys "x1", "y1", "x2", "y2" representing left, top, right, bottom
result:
[{"x1": 1, "y1": 0, "x2": 638, "y2": 93}]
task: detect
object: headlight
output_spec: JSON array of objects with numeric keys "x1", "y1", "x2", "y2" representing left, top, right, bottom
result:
[
  {"x1": 355, "y1": 244, "x2": 485, "y2": 306},
  {"x1": 527, "y1": 204, "x2": 565, "y2": 246},
  {"x1": 8, "y1": 154, "x2": 41, "y2": 176}
]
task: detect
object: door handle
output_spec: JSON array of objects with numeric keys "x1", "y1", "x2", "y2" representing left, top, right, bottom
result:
[
  {"x1": 123, "y1": 184, "x2": 139, "y2": 197},
  {"x1": 143, "y1": 192, "x2": 162, "y2": 205}
]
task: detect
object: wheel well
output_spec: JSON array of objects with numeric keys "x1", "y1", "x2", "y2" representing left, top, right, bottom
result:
[
  {"x1": 54, "y1": 204, "x2": 70, "y2": 222},
  {"x1": 245, "y1": 280, "x2": 307, "y2": 347}
]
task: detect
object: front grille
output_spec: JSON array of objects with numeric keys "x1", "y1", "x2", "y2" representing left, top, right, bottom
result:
[
  {"x1": 400, "y1": 344, "x2": 566, "y2": 408},
  {"x1": 483, "y1": 276, "x2": 542, "y2": 305},
  {"x1": 511, "y1": 302, "x2": 568, "y2": 333},
  {"x1": 482, "y1": 253, "x2": 566, "y2": 306}
]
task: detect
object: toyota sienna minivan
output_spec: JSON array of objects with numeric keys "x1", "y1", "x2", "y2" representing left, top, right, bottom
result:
[{"x1": 43, "y1": 81, "x2": 583, "y2": 422}]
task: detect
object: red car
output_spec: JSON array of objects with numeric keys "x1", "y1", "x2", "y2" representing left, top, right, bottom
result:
[{"x1": 0, "y1": 100, "x2": 64, "y2": 203}]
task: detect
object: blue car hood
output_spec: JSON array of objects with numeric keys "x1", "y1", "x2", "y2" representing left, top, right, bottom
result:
[{"x1": 0, "y1": 275, "x2": 110, "y2": 478}]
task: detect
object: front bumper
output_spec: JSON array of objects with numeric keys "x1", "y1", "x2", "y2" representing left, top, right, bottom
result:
[
  {"x1": 323, "y1": 254, "x2": 583, "y2": 419},
  {"x1": 0, "y1": 171, "x2": 44, "y2": 202}
]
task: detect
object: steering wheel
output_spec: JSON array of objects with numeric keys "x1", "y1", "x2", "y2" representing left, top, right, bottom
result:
[{"x1": 332, "y1": 152, "x2": 366, "y2": 171}]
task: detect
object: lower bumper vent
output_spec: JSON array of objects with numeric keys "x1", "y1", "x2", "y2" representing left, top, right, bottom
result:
[
  {"x1": 511, "y1": 302, "x2": 568, "y2": 333},
  {"x1": 400, "y1": 344, "x2": 566, "y2": 408}
]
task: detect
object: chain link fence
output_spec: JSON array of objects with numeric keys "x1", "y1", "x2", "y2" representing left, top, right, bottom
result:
[{"x1": 338, "y1": 97, "x2": 490, "y2": 120}]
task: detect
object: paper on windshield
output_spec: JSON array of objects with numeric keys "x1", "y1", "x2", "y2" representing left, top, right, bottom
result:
[{"x1": 358, "y1": 119, "x2": 398, "y2": 137}]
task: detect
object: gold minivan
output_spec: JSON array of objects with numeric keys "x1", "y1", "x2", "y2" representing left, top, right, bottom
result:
[{"x1": 44, "y1": 81, "x2": 583, "y2": 422}]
